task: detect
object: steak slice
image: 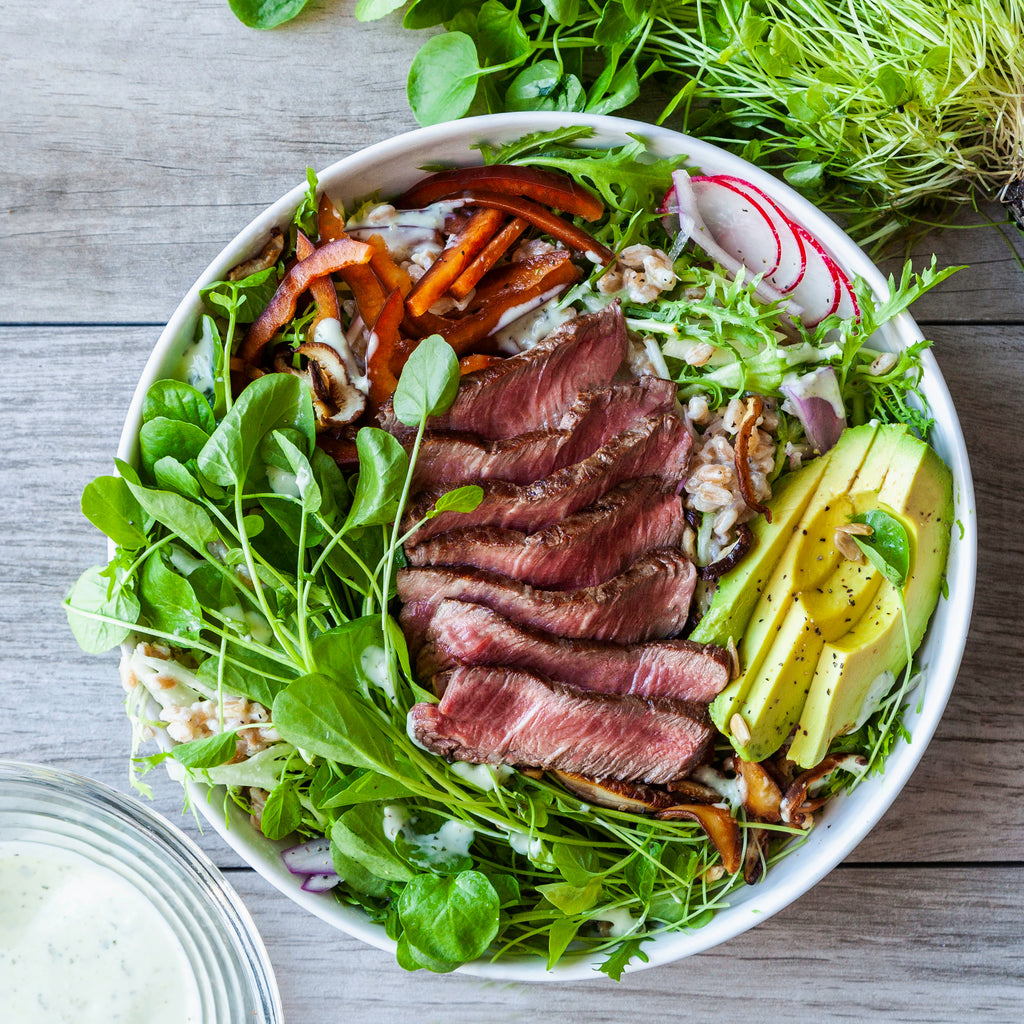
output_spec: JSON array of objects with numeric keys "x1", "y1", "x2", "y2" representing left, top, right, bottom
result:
[
  {"x1": 397, "y1": 548, "x2": 696, "y2": 653},
  {"x1": 405, "y1": 479, "x2": 687, "y2": 588},
  {"x1": 419, "y1": 600, "x2": 731, "y2": 703},
  {"x1": 410, "y1": 376, "x2": 677, "y2": 491},
  {"x1": 408, "y1": 666, "x2": 713, "y2": 785},
  {"x1": 405, "y1": 412, "x2": 691, "y2": 542},
  {"x1": 379, "y1": 303, "x2": 628, "y2": 439}
]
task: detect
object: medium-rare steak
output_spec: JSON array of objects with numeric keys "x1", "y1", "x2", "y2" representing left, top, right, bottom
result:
[
  {"x1": 379, "y1": 303, "x2": 628, "y2": 439},
  {"x1": 405, "y1": 412, "x2": 692, "y2": 542},
  {"x1": 397, "y1": 548, "x2": 697, "y2": 652},
  {"x1": 419, "y1": 600, "x2": 730, "y2": 703},
  {"x1": 408, "y1": 666, "x2": 713, "y2": 785},
  {"x1": 410, "y1": 376, "x2": 677, "y2": 490},
  {"x1": 405, "y1": 479, "x2": 687, "y2": 588}
]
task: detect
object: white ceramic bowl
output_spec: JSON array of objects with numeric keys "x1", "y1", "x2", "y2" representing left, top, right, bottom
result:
[{"x1": 119, "y1": 112, "x2": 977, "y2": 980}]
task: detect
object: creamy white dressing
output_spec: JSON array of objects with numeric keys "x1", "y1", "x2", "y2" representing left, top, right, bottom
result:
[
  {"x1": 490, "y1": 287, "x2": 568, "y2": 353},
  {"x1": 408, "y1": 820, "x2": 476, "y2": 865},
  {"x1": 266, "y1": 465, "x2": 302, "y2": 498},
  {"x1": 382, "y1": 804, "x2": 409, "y2": 841},
  {"x1": 492, "y1": 297, "x2": 577, "y2": 353},
  {"x1": 448, "y1": 762, "x2": 515, "y2": 792},
  {"x1": 507, "y1": 830, "x2": 544, "y2": 860},
  {"x1": 218, "y1": 603, "x2": 273, "y2": 645},
  {"x1": 360, "y1": 644, "x2": 395, "y2": 701},
  {"x1": 122, "y1": 645, "x2": 206, "y2": 707},
  {"x1": 600, "y1": 907, "x2": 639, "y2": 938},
  {"x1": 850, "y1": 669, "x2": 896, "y2": 733},
  {"x1": 172, "y1": 319, "x2": 217, "y2": 402},
  {"x1": 313, "y1": 317, "x2": 369, "y2": 395},
  {"x1": 0, "y1": 841, "x2": 201, "y2": 1024},
  {"x1": 692, "y1": 766, "x2": 743, "y2": 811}
]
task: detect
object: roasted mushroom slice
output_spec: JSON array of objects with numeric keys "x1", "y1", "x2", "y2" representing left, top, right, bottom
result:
[
  {"x1": 656, "y1": 803, "x2": 742, "y2": 875},
  {"x1": 731, "y1": 757, "x2": 783, "y2": 823},
  {"x1": 742, "y1": 826, "x2": 769, "y2": 885},
  {"x1": 552, "y1": 770, "x2": 674, "y2": 814},
  {"x1": 665, "y1": 778, "x2": 724, "y2": 804},
  {"x1": 273, "y1": 341, "x2": 366, "y2": 431},
  {"x1": 228, "y1": 228, "x2": 284, "y2": 281},
  {"x1": 780, "y1": 753, "x2": 867, "y2": 827}
]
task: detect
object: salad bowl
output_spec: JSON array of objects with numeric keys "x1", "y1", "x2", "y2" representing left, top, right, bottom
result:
[{"x1": 118, "y1": 112, "x2": 976, "y2": 979}]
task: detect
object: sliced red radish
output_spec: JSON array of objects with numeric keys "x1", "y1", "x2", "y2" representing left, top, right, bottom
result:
[
  {"x1": 834, "y1": 275, "x2": 861, "y2": 322},
  {"x1": 786, "y1": 225, "x2": 842, "y2": 327},
  {"x1": 708, "y1": 174, "x2": 807, "y2": 293},
  {"x1": 670, "y1": 170, "x2": 798, "y2": 313},
  {"x1": 689, "y1": 176, "x2": 782, "y2": 278}
]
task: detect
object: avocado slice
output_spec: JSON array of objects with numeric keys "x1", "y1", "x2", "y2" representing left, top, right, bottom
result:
[
  {"x1": 788, "y1": 432, "x2": 954, "y2": 767},
  {"x1": 709, "y1": 423, "x2": 880, "y2": 732}
]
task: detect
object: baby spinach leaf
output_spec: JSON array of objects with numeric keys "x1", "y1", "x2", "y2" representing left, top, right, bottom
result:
[
  {"x1": 171, "y1": 730, "x2": 239, "y2": 770},
  {"x1": 310, "y1": 617, "x2": 384, "y2": 696},
  {"x1": 126, "y1": 481, "x2": 220, "y2": 554},
  {"x1": 408, "y1": 33, "x2": 483, "y2": 126},
  {"x1": 260, "y1": 782, "x2": 303, "y2": 840},
  {"x1": 398, "y1": 870, "x2": 499, "y2": 963},
  {"x1": 272, "y1": 672, "x2": 395, "y2": 772},
  {"x1": 261, "y1": 430, "x2": 321, "y2": 513},
  {"x1": 332, "y1": 804, "x2": 415, "y2": 882},
  {"x1": 427, "y1": 485, "x2": 484, "y2": 518},
  {"x1": 139, "y1": 552, "x2": 203, "y2": 642},
  {"x1": 396, "y1": 933, "x2": 460, "y2": 974},
  {"x1": 540, "y1": 0, "x2": 579, "y2": 23},
  {"x1": 345, "y1": 428, "x2": 409, "y2": 528},
  {"x1": 199, "y1": 373, "x2": 314, "y2": 488},
  {"x1": 140, "y1": 418, "x2": 211, "y2": 479},
  {"x1": 355, "y1": 0, "x2": 407, "y2": 20},
  {"x1": 227, "y1": 0, "x2": 309, "y2": 29},
  {"x1": 402, "y1": 0, "x2": 463, "y2": 30},
  {"x1": 81, "y1": 475, "x2": 149, "y2": 549},
  {"x1": 153, "y1": 456, "x2": 203, "y2": 500},
  {"x1": 142, "y1": 380, "x2": 215, "y2": 434},
  {"x1": 318, "y1": 771, "x2": 419, "y2": 810},
  {"x1": 311, "y1": 447, "x2": 349, "y2": 529},
  {"x1": 551, "y1": 842, "x2": 601, "y2": 886},
  {"x1": 197, "y1": 647, "x2": 296, "y2": 707},
  {"x1": 392, "y1": 334, "x2": 460, "y2": 426},
  {"x1": 852, "y1": 510, "x2": 910, "y2": 587},
  {"x1": 65, "y1": 566, "x2": 141, "y2": 654}
]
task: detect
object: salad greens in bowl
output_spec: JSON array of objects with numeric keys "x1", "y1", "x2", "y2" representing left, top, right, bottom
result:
[{"x1": 67, "y1": 113, "x2": 976, "y2": 980}]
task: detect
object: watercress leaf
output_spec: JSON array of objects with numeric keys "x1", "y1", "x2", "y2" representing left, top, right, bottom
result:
[
  {"x1": 598, "y1": 937, "x2": 648, "y2": 980},
  {"x1": 853, "y1": 510, "x2": 910, "y2": 587},
  {"x1": 292, "y1": 167, "x2": 319, "y2": 237},
  {"x1": 226, "y1": 0, "x2": 309, "y2": 30},
  {"x1": 319, "y1": 771, "x2": 419, "y2": 810},
  {"x1": 65, "y1": 565, "x2": 141, "y2": 654},
  {"x1": 142, "y1": 380, "x2": 215, "y2": 434},
  {"x1": 506, "y1": 61, "x2": 561, "y2": 111},
  {"x1": 488, "y1": 872, "x2": 520, "y2": 908},
  {"x1": 261, "y1": 430, "x2": 321, "y2": 513},
  {"x1": 81, "y1": 475, "x2": 149, "y2": 549},
  {"x1": 783, "y1": 160, "x2": 824, "y2": 189},
  {"x1": 200, "y1": 265, "x2": 280, "y2": 324},
  {"x1": 476, "y1": 0, "x2": 530, "y2": 63},
  {"x1": 272, "y1": 672, "x2": 395, "y2": 772},
  {"x1": 153, "y1": 456, "x2": 203, "y2": 500},
  {"x1": 138, "y1": 552, "x2": 203, "y2": 641},
  {"x1": 198, "y1": 373, "x2": 314, "y2": 487},
  {"x1": 547, "y1": 916, "x2": 580, "y2": 970},
  {"x1": 140, "y1": 418, "x2": 211, "y2": 479},
  {"x1": 396, "y1": 934, "x2": 460, "y2": 974},
  {"x1": 260, "y1": 782, "x2": 303, "y2": 840},
  {"x1": 187, "y1": 563, "x2": 238, "y2": 612},
  {"x1": 624, "y1": 843, "x2": 660, "y2": 902},
  {"x1": 125, "y1": 481, "x2": 220, "y2": 554},
  {"x1": 540, "y1": 0, "x2": 579, "y2": 23},
  {"x1": 355, "y1": 0, "x2": 406, "y2": 19},
  {"x1": 537, "y1": 877, "x2": 602, "y2": 915},
  {"x1": 551, "y1": 843, "x2": 601, "y2": 886},
  {"x1": 345, "y1": 428, "x2": 409, "y2": 528},
  {"x1": 408, "y1": 33, "x2": 482, "y2": 126},
  {"x1": 332, "y1": 804, "x2": 415, "y2": 882},
  {"x1": 427, "y1": 484, "x2": 484, "y2": 518},
  {"x1": 586, "y1": 59, "x2": 640, "y2": 116},
  {"x1": 398, "y1": 870, "x2": 500, "y2": 962},
  {"x1": 392, "y1": 334, "x2": 460, "y2": 425},
  {"x1": 196, "y1": 646, "x2": 297, "y2": 707},
  {"x1": 595, "y1": 2, "x2": 633, "y2": 45},
  {"x1": 402, "y1": 0, "x2": 463, "y2": 30},
  {"x1": 170, "y1": 730, "x2": 238, "y2": 770}
]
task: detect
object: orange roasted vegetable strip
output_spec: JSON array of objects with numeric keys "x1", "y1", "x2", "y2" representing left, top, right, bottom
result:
[
  {"x1": 317, "y1": 193, "x2": 347, "y2": 243},
  {"x1": 405, "y1": 207, "x2": 505, "y2": 318},
  {"x1": 470, "y1": 251, "x2": 574, "y2": 308},
  {"x1": 295, "y1": 230, "x2": 341, "y2": 333},
  {"x1": 435, "y1": 254, "x2": 580, "y2": 355},
  {"x1": 366, "y1": 288, "x2": 406, "y2": 408},
  {"x1": 240, "y1": 238, "x2": 372, "y2": 364},
  {"x1": 366, "y1": 233, "x2": 413, "y2": 297},
  {"x1": 396, "y1": 165, "x2": 605, "y2": 221},
  {"x1": 448, "y1": 191, "x2": 613, "y2": 264},
  {"x1": 338, "y1": 262, "x2": 388, "y2": 328},
  {"x1": 450, "y1": 216, "x2": 528, "y2": 300},
  {"x1": 458, "y1": 353, "x2": 502, "y2": 375}
]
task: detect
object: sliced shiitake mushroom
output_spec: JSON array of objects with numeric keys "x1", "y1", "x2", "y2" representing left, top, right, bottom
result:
[
  {"x1": 272, "y1": 341, "x2": 366, "y2": 431},
  {"x1": 228, "y1": 228, "x2": 284, "y2": 281},
  {"x1": 780, "y1": 753, "x2": 867, "y2": 827},
  {"x1": 656, "y1": 803, "x2": 742, "y2": 875},
  {"x1": 743, "y1": 826, "x2": 769, "y2": 885},
  {"x1": 665, "y1": 778, "x2": 724, "y2": 804},
  {"x1": 731, "y1": 756, "x2": 783, "y2": 823},
  {"x1": 734, "y1": 395, "x2": 771, "y2": 522},
  {"x1": 552, "y1": 770, "x2": 674, "y2": 813}
]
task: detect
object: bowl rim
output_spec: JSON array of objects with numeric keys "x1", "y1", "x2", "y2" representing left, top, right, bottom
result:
[{"x1": 118, "y1": 110, "x2": 977, "y2": 981}]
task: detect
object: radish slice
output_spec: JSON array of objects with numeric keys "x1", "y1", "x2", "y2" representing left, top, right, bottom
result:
[
  {"x1": 780, "y1": 366, "x2": 847, "y2": 454},
  {"x1": 834, "y1": 275, "x2": 861, "y2": 323},
  {"x1": 689, "y1": 176, "x2": 782, "y2": 278},
  {"x1": 282, "y1": 838, "x2": 333, "y2": 875},
  {"x1": 708, "y1": 174, "x2": 807, "y2": 293},
  {"x1": 301, "y1": 872, "x2": 341, "y2": 893},
  {"x1": 786, "y1": 226, "x2": 841, "y2": 327},
  {"x1": 670, "y1": 170, "x2": 797, "y2": 313}
]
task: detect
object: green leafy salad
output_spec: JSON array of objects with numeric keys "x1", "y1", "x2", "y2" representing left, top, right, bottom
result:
[{"x1": 66, "y1": 127, "x2": 958, "y2": 976}]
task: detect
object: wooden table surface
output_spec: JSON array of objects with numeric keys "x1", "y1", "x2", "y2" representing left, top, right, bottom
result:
[{"x1": 4, "y1": 2, "x2": 1023, "y2": 1019}]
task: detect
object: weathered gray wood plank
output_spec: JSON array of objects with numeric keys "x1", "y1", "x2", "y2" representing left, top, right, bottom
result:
[{"x1": 229, "y1": 865, "x2": 1024, "y2": 1022}]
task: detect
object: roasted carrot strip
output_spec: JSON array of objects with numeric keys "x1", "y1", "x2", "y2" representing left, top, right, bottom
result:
[
  {"x1": 338, "y1": 263, "x2": 388, "y2": 327},
  {"x1": 366, "y1": 289, "x2": 406, "y2": 409},
  {"x1": 240, "y1": 238, "x2": 372, "y2": 364},
  {"x1": 396, "y1": 165, "x2": 605, "y2": 221},
  {"x1": 458, "y1": 353, "x2": 502, "y2": 375},
  {"x1": 405, "y1": 207, "x2": 505, "y2": 318},
  {"x1": 295, "y1": 230, "x2": 341, "y2": 333},
  {"x1": 317, "y1": 193, "x2": 347, "y2": 243},
  {"x1": 366, "y1": 233, "x2": 413, "y2": 297},
  {"x1": 449, "y1": 216, "x2": 528, "y2": 300},
  {"x1": 435, "y1": 256, "x2": 580, "y2": 355},
  {"x1": 469, "y1": 251, "x2": 575, "y2": 309},
  {"x1": 449, "y1": 191, "x2": 614, "y2": 264}
]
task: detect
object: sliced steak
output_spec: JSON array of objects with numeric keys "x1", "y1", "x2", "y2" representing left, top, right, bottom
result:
[
  {"x1": 406, "y1": 479, "x2": 687, "y2": 588},
  {"x1": 379, "y1": 303, "x2": 628, "y2": 439},
  {"x1": 410, "y1": 376, "x2": 677, "y2": 491},
  {"x1": 408, "y1": 666, "x2": 713, "y2": 785},
  {"x1": 405, "y1": 412, "x2": 691, "y2": 541},
  {"x1": 397, "y1": 548, "x2": 696, "y2": 653},
  {"x1": 419, "y1": 600, "x2": 730, "y2": 703}
]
